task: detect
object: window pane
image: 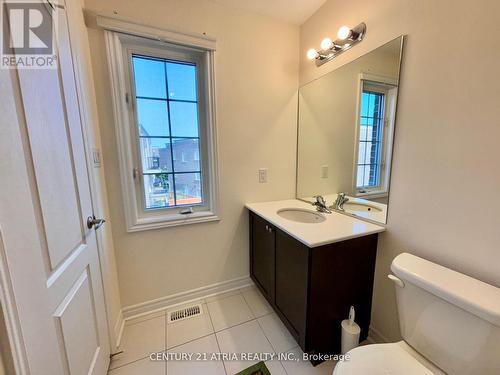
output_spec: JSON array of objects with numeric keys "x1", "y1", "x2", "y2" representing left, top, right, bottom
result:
[
  {"x1": 359, "y1": 125, "x2": 368, "y2": 141},
  {"x1": 136, "y1": 99, "x2": 169, "y2": 137},
  {"x1": 368, "y1": 92, "x2": 376, "y2": 117},
  {"x1": 361, "y1": 92, "x2": 370, "y2": 117},
  {"x1": 132, "y1": 53, "x2": 206, "y2": 210},
  {"x1": 174, "y1": 173, "x2": 202, "y2": 205},
  {"x1": 372, "y1": 142, "x2": 382, "y2": 164},
  {"x1": 139, "y1": 138, "x2": 172, "y2": 173},
  {"x1": 143, "y1": 173, "x2": 174, "y2": 209},
  {"x1": 366, "y1": 126, "x2": 375, "y2": 142},
  {"x1": 365, "y1": 141, "x2": 374, "y2": 164},
  {"x1": 357, "y1": 87, "x2": 385, "y2": 190},
  {"x1": 172, "y1": 138, "x2": 201, "y2": 172},
  {"x1": 166, "y1": 62, "x2": 197, "y2": 101},
  {"x1": 360, "y1": 116, "x2": 371, "y2": 126},
  {"x1": 362, "y1": 116, "x2": 375, "y2": 126},
  {"x1": 170, "y1": 101, "x2": 199, "y2": 137},
  {"x1": 132, "y1": 56, "x2": 166, "y2": 99},
  {"x1": 356, "y1": 165, "x2": 366, "y2": 187},
  {"x1": 368, "y1": 164, "x2": 379, "y2": 186},
  {"x1": 358, "y1": 142, "x2": 367, "y2": 165}
]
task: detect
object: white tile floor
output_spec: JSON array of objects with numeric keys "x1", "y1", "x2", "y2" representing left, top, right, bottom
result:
[{"x1": 108, "y1": 286, "x2": 337, "y2": 375}]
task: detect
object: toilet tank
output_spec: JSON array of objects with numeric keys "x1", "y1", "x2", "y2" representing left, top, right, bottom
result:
[{"x1": 390, "y1": 253, "x2": 500, "y2": 375}]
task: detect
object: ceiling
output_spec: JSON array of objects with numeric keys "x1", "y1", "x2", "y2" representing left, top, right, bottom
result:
[{"x1": 211, "y1": 0, "x2": 327, "y2": 25}]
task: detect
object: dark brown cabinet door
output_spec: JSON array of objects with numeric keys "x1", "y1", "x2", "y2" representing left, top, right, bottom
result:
[
  {"x1": 275, "y1": 229, "x2": 309, "y2": 345},
  {"x1": 250, "y1": 213, "x2": 275, "y2": 302}
]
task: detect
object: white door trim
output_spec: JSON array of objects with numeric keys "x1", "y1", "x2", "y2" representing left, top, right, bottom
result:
[
  {"x1": 0, "y1": 228, "x2": 28, "y2": 375},
  {"x1": 65, "y1": 0, "x2": 123, "y2": 351}
]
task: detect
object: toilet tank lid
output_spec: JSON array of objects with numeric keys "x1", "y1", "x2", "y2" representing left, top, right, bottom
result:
[{"x1": 391, "y1": 253, "x2": 500, "y2": 327}]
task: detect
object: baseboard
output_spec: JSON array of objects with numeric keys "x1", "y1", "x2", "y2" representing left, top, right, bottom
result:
[
  {"x1": 113, "y1": 311, "x2": 125, "y2": 349},
  {"x1": 121, "y1": 275, "x2": 253, "y2": 321},
  {"x1": 368, "y1": 325, "x2": 389, "y2": 343}
]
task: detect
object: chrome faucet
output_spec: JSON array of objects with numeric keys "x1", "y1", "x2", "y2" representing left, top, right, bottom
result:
[
  {"x1": 332, "y1": 192, "x2": 349, "y2": 211},
  {"x1": 312, "y1": 195, "x2": 332, "y2": 213}
]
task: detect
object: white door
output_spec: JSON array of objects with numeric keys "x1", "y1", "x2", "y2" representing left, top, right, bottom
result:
[{"x1": 0, "y1": 1, "x2": 110, "y2": 374}]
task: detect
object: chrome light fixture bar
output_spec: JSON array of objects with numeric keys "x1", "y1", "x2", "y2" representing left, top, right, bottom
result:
[{"x1": 307, "y1": 23, "x2": 367, "y2": 67}]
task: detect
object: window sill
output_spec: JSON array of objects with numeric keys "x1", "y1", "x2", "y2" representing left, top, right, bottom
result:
[
  {"x1": 355, "y1": 190, "x2": 388, "y2": 199},
  {"x1": 127, "y1": 211, "x2": 220, "y2": 232}
]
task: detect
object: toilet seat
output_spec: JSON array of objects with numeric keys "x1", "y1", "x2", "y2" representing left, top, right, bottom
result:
[{"x1": 333, "y1": 341, "x2": 445, "y2": 375}]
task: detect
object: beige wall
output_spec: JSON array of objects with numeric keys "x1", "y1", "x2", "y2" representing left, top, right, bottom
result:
[
  {"x1": 85, "y1": 0, "x2": 299, "y2": 307},
  {"x1": 300, "y1": 0, "x2": 500, "y2": 341},
  {"x1": 297, "y1": 41, "x2": 400, "y2": 198}
]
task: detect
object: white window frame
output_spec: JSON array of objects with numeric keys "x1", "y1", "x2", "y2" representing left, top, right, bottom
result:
[
  {"x1": 102, "y1": 16, "x2": 219, "y2": 232},
  {"x1": 352, "y1": 72, "x2": 398, "y2": 199}
]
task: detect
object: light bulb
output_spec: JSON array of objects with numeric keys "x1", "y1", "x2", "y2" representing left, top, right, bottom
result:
[
  {"x1": 320, "y1": 37, "x2": 333, "y2": 50},
  {"x1": 307, "y1": 48, "x2": 318, "y2": 60},
  {"x1": 337, "y1": 26, "x2": 351, "y2": 40}
]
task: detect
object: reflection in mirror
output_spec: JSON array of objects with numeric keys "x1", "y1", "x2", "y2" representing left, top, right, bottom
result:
[{"x1": 296, "y1": 36, "x2": 404, "y2": 224}]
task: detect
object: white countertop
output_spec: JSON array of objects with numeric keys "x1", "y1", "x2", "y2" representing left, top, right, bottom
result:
[{"x1": 245, "y1": 199, "x2": 385, "y2": 248}]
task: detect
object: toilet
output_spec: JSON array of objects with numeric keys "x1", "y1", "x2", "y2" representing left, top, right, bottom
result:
[{"x1": 333, "y1": 253, "x2": 500, "y2": 375}]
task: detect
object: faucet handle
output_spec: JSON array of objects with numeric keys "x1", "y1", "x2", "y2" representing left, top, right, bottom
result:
[
  {"x1": 336, "y1": 192, "x2": 348, "y2": 202},
  {"x1": 314, "y1": 195, "x2": 326, "y2": 206}
]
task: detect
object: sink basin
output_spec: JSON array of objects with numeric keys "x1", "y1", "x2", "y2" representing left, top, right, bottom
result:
[
  {"x1": 277, "y1": 208, "x2": 326, "y2": 223},
  {"x1": 342, "y1": 202, "x2": 382, "y2": 213}
]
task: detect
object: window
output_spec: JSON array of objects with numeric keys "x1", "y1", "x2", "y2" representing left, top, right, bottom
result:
[
  {"x1": 133, "y1": 55, "x2": 202, "y2": 209},
  {"x1": 356, "y1": 88, "x2": 385, "y2": 189},
  {"x1": 104, "y1": 25, "x2": 218, "y2": 231},
  {"x1": 354, "y1": 74, "x2": 397, "y2": 197}
]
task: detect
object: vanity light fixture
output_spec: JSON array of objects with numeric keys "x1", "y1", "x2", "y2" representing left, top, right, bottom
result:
[
  {"x1": 306, "y1": 48, "x2": 319, "y2": 60},
  {"x1": 307, "y1": 22, "x2": 367, "y2": 67},
  {"x1": 337, "y1": 25, "x2": 351, "y2": 40}
]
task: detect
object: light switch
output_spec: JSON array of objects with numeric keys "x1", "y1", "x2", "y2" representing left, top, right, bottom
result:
[
  {"x1": 258, "y1": 168, "x2": 268, "y2": 183},
  {"x1": 321, "y1": 165, "x2": 328, "y2": 179}
]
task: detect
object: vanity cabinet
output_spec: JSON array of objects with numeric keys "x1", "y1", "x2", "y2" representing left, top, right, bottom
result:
[
  {"x1": 250, "y1": 213, "x2": 275, "y2": 302},
  {"x1": 249, "y1": 211, "x2": 379, "y2": 359}
]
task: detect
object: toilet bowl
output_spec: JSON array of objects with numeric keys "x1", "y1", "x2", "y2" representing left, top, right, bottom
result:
[
  {"x1": 333, "y1": 253, "x2": 500, "y2": 375},
  {"x1": 333, "y1": 341, "x2": 444, "y2": 375}
]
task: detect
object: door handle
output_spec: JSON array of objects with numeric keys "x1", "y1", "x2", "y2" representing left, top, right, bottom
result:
[{"x1": 87, "y1": 215, "x2": 105, "y2": 230}]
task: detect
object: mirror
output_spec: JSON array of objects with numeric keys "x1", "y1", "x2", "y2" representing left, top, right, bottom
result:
[{"x1": 296, "y1": 36, "x2": 404, "y2": 224}]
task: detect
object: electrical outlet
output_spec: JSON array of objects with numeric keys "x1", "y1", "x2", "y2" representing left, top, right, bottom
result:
[
  {"x1": 258, "y1": 168, "x2": 268, "y2": 183},
  {"x1": 321, "y1": 165, "x2": 328, "y2": 179}
]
